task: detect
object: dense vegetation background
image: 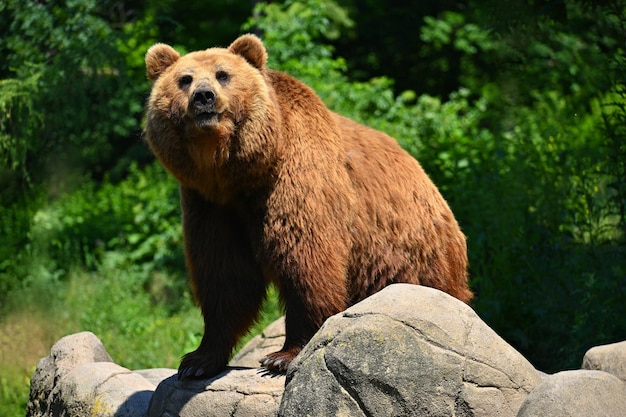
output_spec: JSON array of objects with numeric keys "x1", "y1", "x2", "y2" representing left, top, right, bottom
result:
[{"x1": 1, "y1": 0, "x2": 625, "y2": 414}]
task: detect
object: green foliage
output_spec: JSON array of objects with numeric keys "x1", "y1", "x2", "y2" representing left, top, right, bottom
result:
[
  {"x1": 60, "y1": 267, "x2": 201, "y2": 369},
  {"x1": 0, "y1": 0, "x2": 146, "y2": 197},
  {"x1": 601, "y1": 85, "x2": 626, "y2": 236},
  {"x1": 21, "y1": 164, "x2": 183, "y2": 288},
  {"x1": 138, "y1": 0, "x2": 253, "y2": 52},
  {"x1": 0, "y1": 375, "x2": 29, "y2": 417},
  {"x1": 0, "y1": 75, "x2": 42, "y2": 191},
  {"x1": 422, "y1": 12, "x2": 494, "y2": 55},
  {"x1": 247, "y1": 0, "x2": 352, "y2": 80}
]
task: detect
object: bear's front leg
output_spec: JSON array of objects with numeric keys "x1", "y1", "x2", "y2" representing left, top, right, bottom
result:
[{"x1": 178, "y1": 187, "x2": 266, "y2": 379}]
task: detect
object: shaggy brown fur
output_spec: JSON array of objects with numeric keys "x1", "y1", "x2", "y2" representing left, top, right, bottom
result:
[{"x1": 144, "y1": 34, "x2": 472, "y2": 379}]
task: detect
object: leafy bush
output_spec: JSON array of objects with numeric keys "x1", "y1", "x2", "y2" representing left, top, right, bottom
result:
[
  {"x1": 0, "y1": 162, "x2": 185, "y2": 307},
  {"x1": 0, "y1": 0, "x2": 148, "y2": 198}
]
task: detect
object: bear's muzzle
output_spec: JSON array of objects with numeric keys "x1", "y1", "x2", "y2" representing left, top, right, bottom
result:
[
  {"x1": 192, "y1": 87, "x2": 216, "y2": 113},
  {"x1": 190, "y1": 87, "x2": 221, "y2": 128}
]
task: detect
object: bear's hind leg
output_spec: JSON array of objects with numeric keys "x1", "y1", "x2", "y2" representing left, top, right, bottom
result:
[
  {"x1": 259, "y1": 237, "x2": 350, "y2": 374},
  {"x1": 259, "y1": 294, "x2": 324, "y2": 373}
]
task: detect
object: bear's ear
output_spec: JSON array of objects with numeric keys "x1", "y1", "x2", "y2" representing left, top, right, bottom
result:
[
  {"x1": 228, "y1": 34, "x2": 267, "y2": 69},
  {"x1": 145, "y1": 43, "x2": 181, "y2": 82}
]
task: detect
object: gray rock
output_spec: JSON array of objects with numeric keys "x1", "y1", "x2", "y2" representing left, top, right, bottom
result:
[
  {"x1": 147, "y1": 368, "x2": 285, "y2": 417},
  {"x1": 134, "y1": 368, "x2": 177, "y2": 386},
  {"x1": 230, "y1": 317, "x2": 286, "y2": 368},
  {"x1": 27, "y1": 331, "x2": 115, "y2": 417},
  {"x1": 279, "y1": 284, "x2": 542, "y2": 417},
  {"x1": 51, "y1": 362, "x2": 155, "y2": 417},
  {"x1": 27, "y1": 331, "x2": 163, "y2": 417},
  {"x1": 516, "y1": 370, "x2": 626, "y2": 417},
  {"x1": 582, "y1": 340, "x2": 626, "y2": 382}
]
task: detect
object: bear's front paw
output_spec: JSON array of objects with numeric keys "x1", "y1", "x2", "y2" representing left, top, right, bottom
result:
[
  {"x1": 178, "y1": 350, "x2": 228, "y2": 380},
  {"x1": 259, "y1": 347, "x2": 302, "y2": 374}
]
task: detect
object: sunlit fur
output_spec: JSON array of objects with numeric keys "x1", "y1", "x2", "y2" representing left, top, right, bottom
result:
[{"x1": 144, "y1": 34, "x2": 472, "y2": 379}]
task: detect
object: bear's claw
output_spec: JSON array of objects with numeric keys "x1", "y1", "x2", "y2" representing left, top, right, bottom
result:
[
  {"x1": 177, "y1": 366, "x2": 203, "y2": 380},
  {"x1": 260, "y1": 348, "x2": 300, "y2": 374},
  {"x1": 178, "y1": 350, "x2": 227, "y2": 380}
]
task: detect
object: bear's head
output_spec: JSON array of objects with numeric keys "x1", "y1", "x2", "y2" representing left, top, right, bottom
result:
[{"x1": 144, "y1": 35, "x2": 279, "y2": 199}]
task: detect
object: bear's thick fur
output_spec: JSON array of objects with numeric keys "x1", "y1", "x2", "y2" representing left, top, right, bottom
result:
[{"x1": 144, "y1": 34, "x2": 472, "y2": 379}]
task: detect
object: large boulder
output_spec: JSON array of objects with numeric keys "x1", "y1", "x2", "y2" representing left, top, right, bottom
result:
[
  {"x1": 516, "y1": 370, "x2": 626, "y2": 417},
  {"x1": 279, "y1": 284, "x2": 542, "y2": 417},
  {"x1": 26, "y1": 332, "x2": 159, "y2": 417},
  {"x1": 582, "y1": 340, "x2": 626, "y2": 382}
]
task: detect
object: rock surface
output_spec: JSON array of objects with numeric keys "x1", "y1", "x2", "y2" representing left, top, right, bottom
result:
[
  {"x1": 279, "y1": 284, "x2": 542, "y2": 417},
  {"x1": 27, "y1": 284, "x2": 626, "y2": 417},
  {"x1": 147, "y1": 369, "x2": 284, "y2": 417},
  {"x1": 27, "y1": 332, "x2": 170, "y2": 417},
  {"x1": 230, "y1": 317, "x2": 286, "y2": 368},
  {"x1": 582, "y1": 340, "x2": 626, "y2": 382},
  {"x1": 516, "y1": 370, "x2": 626, "y2": 417}
]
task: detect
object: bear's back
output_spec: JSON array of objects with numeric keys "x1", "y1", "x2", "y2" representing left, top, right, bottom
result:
[
  {"x1": 267, "y1": 69, "x2": 470, "y2": 303},
  {"x1": 336, "y1": 114, "x2": 471, "y2": 303}
]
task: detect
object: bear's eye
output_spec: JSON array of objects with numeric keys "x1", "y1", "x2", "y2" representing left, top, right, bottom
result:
[
  {"x1": 178, "y1": 75, "x2": 193, "y2": 89},
  {"x1": 216, "y1": 70, "x2": 230, "y2": 85}
]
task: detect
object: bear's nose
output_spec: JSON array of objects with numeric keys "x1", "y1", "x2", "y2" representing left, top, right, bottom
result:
[{"x1": 192, "y1": 88, "x2": 216, "y2": 107}]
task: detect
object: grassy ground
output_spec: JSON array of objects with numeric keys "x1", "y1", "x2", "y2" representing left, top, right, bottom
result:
[{"x1": 1, "y1": 309, "x2": 59, "y2": 416}]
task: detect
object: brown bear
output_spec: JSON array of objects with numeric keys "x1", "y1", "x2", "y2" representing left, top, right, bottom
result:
[{"x1": 144, "y1": 34, "x2": 472, "y2": 379}]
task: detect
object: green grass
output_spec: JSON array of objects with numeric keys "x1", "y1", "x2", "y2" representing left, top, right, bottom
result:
[{"x1": 0, "y1": 304, "x2": 64, "y2": 417}]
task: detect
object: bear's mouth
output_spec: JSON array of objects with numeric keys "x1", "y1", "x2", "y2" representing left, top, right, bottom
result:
[{"x1": 194, "y1": 111, "x2": 220, "y2": 128}]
